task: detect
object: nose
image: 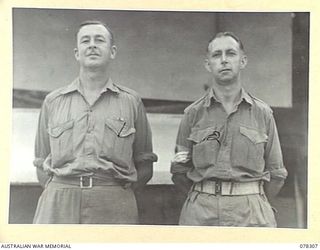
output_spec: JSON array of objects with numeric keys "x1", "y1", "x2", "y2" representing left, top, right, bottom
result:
[
  {"x1": 88, "y1": 39, "x2": 97, "y2": 48},
  {"x1": 221, "y1": 53, "x2": 227, "y2": 64}
]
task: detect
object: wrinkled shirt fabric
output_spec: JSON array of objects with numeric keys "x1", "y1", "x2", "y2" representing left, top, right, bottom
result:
[
  {"x1": 34, "y1": 78, "x2": 157, "y2": 183},
  {"x1": 171, "y1": 88, "x2": 287, "y2": 183}
]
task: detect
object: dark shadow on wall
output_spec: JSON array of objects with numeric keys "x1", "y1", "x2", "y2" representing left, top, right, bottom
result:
[{"x1": 12, "y1": 88, "x2": 191, "y2": 114}]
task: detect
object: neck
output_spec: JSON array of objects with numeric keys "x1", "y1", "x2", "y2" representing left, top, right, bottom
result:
[
  {"x1": 79, "y1": 67, "x2": 110, "y2": 91},
  {"x1": 212, "y1": 79, "x2": 242, "y2": 105}
]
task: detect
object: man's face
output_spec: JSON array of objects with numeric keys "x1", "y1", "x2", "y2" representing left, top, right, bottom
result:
[
  {"x1": 74, "y1": 24, "x2": 116, "y2": 68},
  {"x1": 205, "y1": 36, "x2": 247, "y2": 85}
]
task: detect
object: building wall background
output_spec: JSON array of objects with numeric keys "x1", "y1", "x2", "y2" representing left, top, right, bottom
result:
[
  {"x1": 10, "y1": 10, "x2": 308, "y2": 227},
  {"x1": 13, "y1": 9, "x2": 292, "y2": 106}
]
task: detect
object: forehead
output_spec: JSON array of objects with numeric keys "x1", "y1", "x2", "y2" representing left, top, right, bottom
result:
[
  {"x1": 208, "y1": 36, "x2": 241, "y2": 53},
  {"x1": 77, "y1": 24, "x2": 111, "y2": 39}
]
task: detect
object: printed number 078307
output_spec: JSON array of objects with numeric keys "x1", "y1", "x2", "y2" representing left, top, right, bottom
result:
[{"x1": 300, "y1": 244, "x2": 318, "y2": 248}]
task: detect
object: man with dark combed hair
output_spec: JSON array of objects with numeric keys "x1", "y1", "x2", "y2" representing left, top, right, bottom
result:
[{"x1": 33, "y1": 20, "x2": 157, "y2": 224}]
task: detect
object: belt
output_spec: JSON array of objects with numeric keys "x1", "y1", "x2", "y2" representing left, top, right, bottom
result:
[
  {"x1": 51, "y1": 175, "x2": 124, "y2": 189},
  {"x1": 192, "y1": 179, "x2": 264, "y2": 196}
]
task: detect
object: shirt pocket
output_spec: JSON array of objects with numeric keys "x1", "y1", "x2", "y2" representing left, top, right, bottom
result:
[
  {"x1": 47, "y1": 120, "x2": 74, "y2": 167},
  {"x1": 231, "y1": 126, "x2": 268, "y2": 172},
  {"x1": 100, "y1": 117, "x2": 136, "y2": 167},
  {"x1": 187, "y1": 127, "x2": 221, "y2": 169}
]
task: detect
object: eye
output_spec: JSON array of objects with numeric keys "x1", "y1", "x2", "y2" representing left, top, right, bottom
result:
[
  {"x1": 227, "y1": 51, "x2": 237, "y2": 56},
  {"x1": 95, "y1": 37, "x2": 106, "y2": 43},
  {"x1": 211, "y1": 53, "x2": 220, "y2": 58},
  {"x1": 81, "y1": 39, "x2": 89, "y2": 44}
]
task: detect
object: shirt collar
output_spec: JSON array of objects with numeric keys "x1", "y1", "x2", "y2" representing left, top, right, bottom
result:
[
  {"x1": 241, "y1": 88, "x2": 253, "y2": 105},
  {"x1": 60, "y1": 77, "x2": 120, "y2": 95},
  {"x1": 204, "y1": 87, "x2": 253, "y2": 107}
]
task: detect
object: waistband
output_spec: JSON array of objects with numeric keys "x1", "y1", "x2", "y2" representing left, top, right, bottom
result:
[
  {"x1": 51, "y1": 175, "x2": 124, "y2": 188},
  {"x1": 192, "y1": 179, "x2": 264, "y2": 196}
]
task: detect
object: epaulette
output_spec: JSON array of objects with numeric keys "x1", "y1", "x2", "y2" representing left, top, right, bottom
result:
[
  {"x1": 248, "y1": 92, "x2": 273, "y2": 113},
  {"x1": 45, "y1": 85, "x2": 70, "y2": 103},
  {"x1": 114, "y1": 83, "x2": 141, "y2": 102},
  {"x1": 184, "y1": 93, "x2": 208, "y2": 113}
]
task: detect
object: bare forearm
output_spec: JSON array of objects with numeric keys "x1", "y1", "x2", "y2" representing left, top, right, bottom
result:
[
  {"x1": 172, "y1": 173, "x2": 193, "y2": 196},
  {"x1": 132, "y1": 162, "x2": 153, "y2": 190},
  {"x1": 36, "y1": 167, "x2": 51, "y2": 188},
  {"x1": 264, "y1": 179, "x2": 285, "y2": 203}
]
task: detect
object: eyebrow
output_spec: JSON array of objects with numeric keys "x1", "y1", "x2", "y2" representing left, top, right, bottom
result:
[
  {"x1": 210, "y1": 48, "x2": 238, "y2": 53},
  {"x1": 94, "y1": 35, "x2": 106, "y2": 39},
  {"x1": 226, "y1": 48, "x2": 237, "y2": 52},
  {"x1": 79, "y1": 34, "x2": 106, "y2": 40},
  {"x1": 79, "y1": 35, "x2": 90, "y2": 40},
  {"x1": 79, "y1": 34, "x2": 106, "y2": 41}
]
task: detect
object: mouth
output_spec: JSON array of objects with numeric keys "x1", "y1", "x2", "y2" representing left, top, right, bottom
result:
[
  {"x1": 86, "y1": 51, "x2": 100, "y2": 57},
  {"x1": 219, "y1": 69, "x2": 231, "y2": 73},
  {"x1": 88, "y1": 53, "x2": 99, "y2": 57}
]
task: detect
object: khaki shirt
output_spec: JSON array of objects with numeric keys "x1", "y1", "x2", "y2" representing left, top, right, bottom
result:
[
  {"x1": 171, "y1": 88, "x2": 287, "y2": 183},
  {"x1": 34, "y1": 78, "x2": 157, "y2": 182}
]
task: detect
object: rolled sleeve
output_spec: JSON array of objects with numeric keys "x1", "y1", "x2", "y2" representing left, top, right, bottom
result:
[
  {"x1": 268, "y1": 164, "x2": 288, "y2": 180},
  {"x1": 264, "y1": 113, "x2": 288, "y2": 180},
  {"x1": 34, "y1": 99, "x2": 51, "y2": 169},
  {"x1": 33, "y1": 158, "x2": 45, "y2": 168},
  {"x1": 171, "y1": 161, "x2": 193, "y2": 174},
  {"x1": 134, "y1": 152, "x2": 158, "y2": 163},
  {"x1": 133, "y1": 101, "x2": 157, "y2": 165},
  {"x1": 170, "y1": 111, "x2": 194, "y2": 174}
]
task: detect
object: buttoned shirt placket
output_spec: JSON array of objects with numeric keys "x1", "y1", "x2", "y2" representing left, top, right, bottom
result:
[{"x1": 75, "y1": 85, "x2": 106, "y2": 167}]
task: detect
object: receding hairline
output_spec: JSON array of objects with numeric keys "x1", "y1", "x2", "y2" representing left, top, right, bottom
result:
[
  {"x1": 75, "y1": 20, "x2": 114, "y2": 45},
  {"x1": 207, "y1": 32, "x2": 245, "y2": 54}
]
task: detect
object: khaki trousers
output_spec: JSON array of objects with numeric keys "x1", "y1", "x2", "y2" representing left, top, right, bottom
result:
[
  {"x1": 179, "y1": 190, "x2": 277, "y2": 227},
  {"x1": 33, "y1": 181, "x2": 138, "y2": 224}
]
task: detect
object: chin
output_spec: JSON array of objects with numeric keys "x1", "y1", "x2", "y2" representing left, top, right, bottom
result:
[
  {"x1": 216, "y1": 78, "x2": 235, "y2": 86},
  {"x1": 84, "y1": 62, "x2": 103, "y2": 68}
]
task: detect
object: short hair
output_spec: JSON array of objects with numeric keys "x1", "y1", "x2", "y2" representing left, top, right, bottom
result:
[
  {"x1": 207, "y1": 31, "x2": 245, "y2": 53},
  {"x1": 75, "y1": 20, "x2": 115, "y2": 45}
]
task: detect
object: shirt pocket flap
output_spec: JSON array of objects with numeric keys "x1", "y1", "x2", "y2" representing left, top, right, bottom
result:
[
  {"x1": 105, "y1": 118, "x2": 136, "y2": 137},
  {"x1": 48, "y1": 120, "x2": 74, "y2": 138},
  {"x1": 187, "y1": 127, "x2": 217, "y2": 144},
  {"x1": 120, "y1": 127, "x2": 136, "y2": 137},
  {"x1": 240, "y1": 126, "x2": 268, "y2": 144}
]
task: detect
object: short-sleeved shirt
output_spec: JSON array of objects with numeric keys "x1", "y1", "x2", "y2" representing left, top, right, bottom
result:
[
  {"x1": 33, "y1": 78, "x2": 157, "y2": 182},
  {"x1": 171, "y1": 87, "x2": 287, "y2": 183}
]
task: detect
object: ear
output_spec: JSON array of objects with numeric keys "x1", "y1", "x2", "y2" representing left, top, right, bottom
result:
[
  {"x1": 110, "y1": 45, "x2": 117, "y2": 59},
  {"x1": 240, "y1": 54, "x2": 248, "y2": 69},
  {"x1": 204, "y1": 59, "x2": 212, "y2": 73},
  {"x1": 74, "y1": 48, "x2": 79, "y2": 61}
]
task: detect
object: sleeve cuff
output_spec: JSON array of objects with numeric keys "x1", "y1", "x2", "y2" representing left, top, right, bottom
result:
[
  {"x1": 170, "y1": 161, "x2": 193, "y2": 174},
  {"x1": 176, "y1": 144, "x2": 190, "y2": 152},
  {"x1": 33, "y1": 158, "x2": 45, "y2": 168},
  {"x1": 134, "y1": 152, "x2": 158, "y2": 163},
  {"x1": 269, "y1": 167, "x2": 288, "y2": 180}
]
